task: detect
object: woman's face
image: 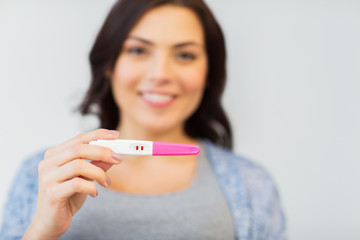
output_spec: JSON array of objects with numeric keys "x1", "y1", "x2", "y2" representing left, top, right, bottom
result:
[{"x1": 111, "y1": 5, "x2": 207, "y2": 135}]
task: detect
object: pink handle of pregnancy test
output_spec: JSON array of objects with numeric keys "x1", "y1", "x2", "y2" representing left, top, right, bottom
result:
[{"x1": 152, "y1": 142, "x2": 200, "y2": 156}]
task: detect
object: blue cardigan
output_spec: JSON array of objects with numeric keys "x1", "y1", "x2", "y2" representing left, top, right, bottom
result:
[{"x1": 0, "y1": 141, "x2": 287, "y2": 240}]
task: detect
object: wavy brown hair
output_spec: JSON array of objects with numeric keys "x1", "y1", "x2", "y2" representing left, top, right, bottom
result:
[{"x1": 79, "y1": 0, "x2": 233, "y2": 149}]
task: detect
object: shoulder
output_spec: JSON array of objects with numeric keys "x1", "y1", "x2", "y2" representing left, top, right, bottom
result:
[
  {"x1": 203, "y1": 140, "x2": 274, "y2": 186},
  {"x1": 14, "y1": 149, "x2": 47, "y2": 185},
  {"x1": 203, "y1": 140, "x2": 287, "y2": 239},
  {"x1": 204, "y1": 140, "x2": 281, "y2": 205},
  {"x1": 0, "y1": 149, "x2": 47, "y2": 239},
  {"x1": 6, "y1": 149, "x2": 47, "y2": 205},
  {"x1": 22, "y1": 149, "x2": 47, "y2": 172}
]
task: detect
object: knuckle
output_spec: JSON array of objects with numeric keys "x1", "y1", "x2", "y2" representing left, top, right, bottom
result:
[
  {"x1": 89, "y1": 163, "x2": 104, "y2": 182},
  {"x1": 71, "y1": 144, "x2": 83, "y2": 156},
  {"x1": 96, "y1": 128, "x2": 107, "y2": 134},
  {"x1": 71, "y1": 178, "x2": 82, "y2": 190},
  {"x1": 95, "y1": 168, "x2": 106, "y2": 181},
  {"x1": 75, "y1": 132, "x2": 90, "y2": 143},
  {"x1": 94, "y1": 128, "x2": 109, "y2": 138},
  {"x1": 106, "y1": 148, "x2": 114, "y2": 158},
  {"x1": 44, "y1": 151, "x2": 51, "y2": 159},
  {"x1": 37, "y1": 160, "x2": 47, "y2": 173},
  {"x1": 39, "y1": 173, "x2": 50, "y2": 185},
  {"x1": 71, "y1": 159, "x2": 85, "y2": 172},
  {"x1": 44, "y1": 147, "x2": 56, "y2": 159},
  {"x1": 38, "y1": 169, "x2": 54, "y2": 187},
  {"x1": 76, "y1": 131, "x2": 87, "y2": 139},
  {"x1": 99, "y1": 147, "x2": 111, "y2": 159}
]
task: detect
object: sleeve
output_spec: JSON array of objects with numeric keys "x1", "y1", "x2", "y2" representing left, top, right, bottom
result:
[
  {"x1": 242, "y1": 160, "x2": 287, "y2": 240},
  {"x1": 0, "y1": 151, "x2": 44, "y2": 240}
]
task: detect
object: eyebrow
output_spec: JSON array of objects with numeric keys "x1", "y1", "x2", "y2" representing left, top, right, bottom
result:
[
  {"x1": 128, "y1": 36, "x2": 153, "y2": 45},
  {"x1": 127, "y1": 36, "x2": 204, "y2": 49}
]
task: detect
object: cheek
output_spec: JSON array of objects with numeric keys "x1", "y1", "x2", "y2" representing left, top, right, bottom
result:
[
  {"x1": 182, "y1": 63, "x2": 207, "y2": 95},
  {"x1": 112, "y1": 57, "x2": 142, "y2": 88},
  {"x1": 111, "y1": 57, "x2": 144, "y2": 111}
]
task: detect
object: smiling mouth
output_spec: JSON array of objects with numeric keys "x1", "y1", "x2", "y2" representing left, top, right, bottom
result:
[{"x1": 140, "y1": 92, "x2": 177, "y2": 107}]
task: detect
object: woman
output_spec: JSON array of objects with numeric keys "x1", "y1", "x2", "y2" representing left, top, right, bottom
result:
[{"x1": 0, "y1": 0, "x2": 286, "y2": 239}]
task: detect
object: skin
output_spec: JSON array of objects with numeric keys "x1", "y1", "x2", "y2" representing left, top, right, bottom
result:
[
  {"x1": 23, "y1": 5, "x2": 207, "y2": 240},
  {"x1": 112, "y1": 5, "x2": 207, "y2": 141},
  {"x1": 23, "y1": 129, "x2": 122, "y2": 240},
  {"x1": 107, "y1": 5, "x2": 207, "y2": 194}
]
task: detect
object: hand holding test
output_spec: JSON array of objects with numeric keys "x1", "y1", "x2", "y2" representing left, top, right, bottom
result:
[{"x1": 89, "y1": 139, "x2": 200, "y2": 156}]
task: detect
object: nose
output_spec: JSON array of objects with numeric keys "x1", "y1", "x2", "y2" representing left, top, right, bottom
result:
[{"x1": 147, "y1": 52, "x2": 173, "y2": 86}]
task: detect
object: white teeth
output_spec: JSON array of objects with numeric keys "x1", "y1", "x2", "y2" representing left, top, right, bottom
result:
[{"x1": 142, "y1": 93, "x2": 174, "y2": 103}]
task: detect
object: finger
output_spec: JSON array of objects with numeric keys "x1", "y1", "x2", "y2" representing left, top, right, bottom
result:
[
  {"x1": 52, "y1": 159, "x2": 110, "y2": 188},
  {"x1": 54, "y1": 177, "x2": 98, "y2": 199},
  {"x1": 48, "y1": 143, "x2": 123, "y2": 167},
  {"x1": 90, "y1": 161, "x2": 114, "y2": 172},
  {"x1": 69, "y1": 128, "x2": 119, "y2": 145},
  {"x1": 45, "y1": 129, "x2": 119, "y2": 159}
]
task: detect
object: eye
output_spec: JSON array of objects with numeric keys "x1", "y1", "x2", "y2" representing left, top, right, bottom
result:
[
  {"x1": 128, "y1": 47, "x2": 147, "y2": 55},
  {"x1": 176, "y1": 52, "x2": 196, "y2": 61}
]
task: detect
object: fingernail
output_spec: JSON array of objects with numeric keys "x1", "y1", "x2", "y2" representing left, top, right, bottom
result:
[
  {"x1": 109, "y1": 130, "x2": 119, "y2": 136},
  {"x1": 106, "y1": 176, "x2": 112, "y2": 187},
  {"x1": 112, "y1": 152, "x2": 122, "y2": 163}
]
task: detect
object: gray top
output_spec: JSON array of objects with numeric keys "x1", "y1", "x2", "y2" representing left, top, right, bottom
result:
[
  {"x1": 1, "y1": 141, "x2": 286, "y2": 239},
  {"x1": 61, "y1": 142, "x2": 235, "y2": 240}
]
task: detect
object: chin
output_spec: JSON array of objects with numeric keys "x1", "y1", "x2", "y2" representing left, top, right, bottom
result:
[{"x1": 140, "y1": 118, "x2": 183, "y2": 135}]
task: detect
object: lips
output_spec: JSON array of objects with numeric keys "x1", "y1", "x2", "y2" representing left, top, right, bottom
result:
[{"x1": 139, "y1": 92, "x2": 177, "y2": 107}]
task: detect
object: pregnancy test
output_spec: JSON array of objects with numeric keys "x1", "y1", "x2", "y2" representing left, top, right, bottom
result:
[{"x1": 89, "y1": 139, "x2": 200, "y2": 156}]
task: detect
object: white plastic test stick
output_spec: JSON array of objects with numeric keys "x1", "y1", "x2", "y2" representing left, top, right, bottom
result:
[{"x1": 89, "y1": 139, "x2": 200, "y2": 156}]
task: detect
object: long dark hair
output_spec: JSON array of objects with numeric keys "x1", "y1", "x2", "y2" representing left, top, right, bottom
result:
[{"x1": 79, "y1": 0, "x2": 233, "y2": 149}]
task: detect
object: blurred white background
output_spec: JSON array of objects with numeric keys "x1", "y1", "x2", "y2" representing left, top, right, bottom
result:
[{"x1": 0, "y1": 0, "x2": 359, "y2": 239}]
